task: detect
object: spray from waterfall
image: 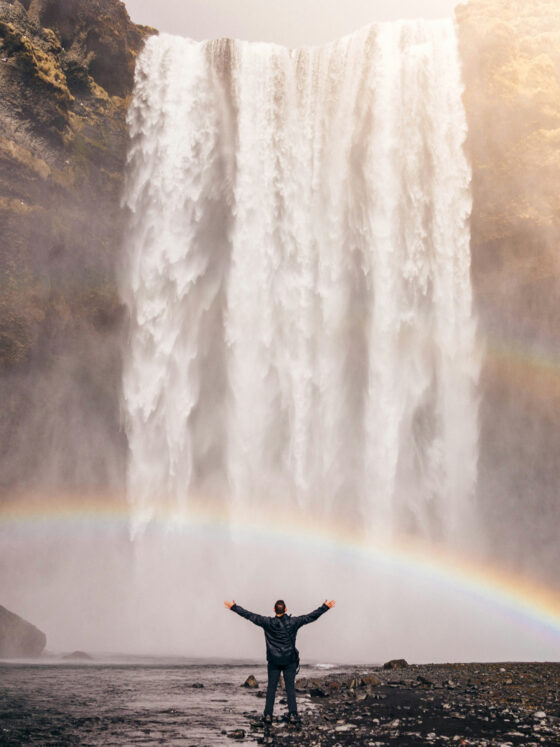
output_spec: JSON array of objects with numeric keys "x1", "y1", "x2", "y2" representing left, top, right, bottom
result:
[{"x1": 121, "y1": 20, "x2": 478, "y2": 547}]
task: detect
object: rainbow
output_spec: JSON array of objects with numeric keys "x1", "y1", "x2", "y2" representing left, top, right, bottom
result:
[
  {"x1": 2, "y1": 496, "x2": 560, "y2": 652},
  {"x1": 483, "y1": 333, "x2": 560, "y2": 418}
]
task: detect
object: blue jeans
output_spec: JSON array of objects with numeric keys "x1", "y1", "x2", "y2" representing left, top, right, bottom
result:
[{"x1": 264, "y1": 661, "x2": 298, "y2": 717}]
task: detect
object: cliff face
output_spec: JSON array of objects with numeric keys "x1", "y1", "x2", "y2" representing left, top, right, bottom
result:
[
  {"x1": 0, "y1": 604, "x2": 46, "y2": 657},
  {"x1": 0, "y1": 0, "x2": 154, "y2": 493},
  {"x1": 457, "y1": 0, "x2": 560, "y2": 578}
]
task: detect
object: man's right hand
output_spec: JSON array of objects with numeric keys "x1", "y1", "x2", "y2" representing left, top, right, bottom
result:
[
  {"x1": 324, "y1": 600, "x2": 336, "y2": 608},
  {"x1": 224, "y1": 600, "x2": 235, "y2": 609}
]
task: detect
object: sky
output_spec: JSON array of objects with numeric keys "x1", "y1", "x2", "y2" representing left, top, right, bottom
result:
[{"x1": 124, "y1": 0, "x2": 462, "y2": 47}]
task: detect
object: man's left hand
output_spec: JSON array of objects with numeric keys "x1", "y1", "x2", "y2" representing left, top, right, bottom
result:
[{"x1": 224, "y1": 600, "x2": 235, "y2": 609}]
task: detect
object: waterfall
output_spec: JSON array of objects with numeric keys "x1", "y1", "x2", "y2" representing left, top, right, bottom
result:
[{"x1": 121, "y1": 20, "x2": 478, "y2": 544}]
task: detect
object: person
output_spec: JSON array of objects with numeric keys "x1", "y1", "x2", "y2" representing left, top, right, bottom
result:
[{"x1": 224, "y1": 598, "x2": 335, "y2": 724}]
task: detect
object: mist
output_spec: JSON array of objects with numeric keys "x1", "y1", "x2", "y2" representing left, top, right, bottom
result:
[
  {"x1": 2, "y1": 519, "x2": 558, "y2": 662},
  {"x1": 124, "y1": 0, "x2": 461, "y2": 46}
]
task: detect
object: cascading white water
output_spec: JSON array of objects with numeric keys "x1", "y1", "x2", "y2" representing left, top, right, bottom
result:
[{"x1": 121, "y1": 20, "x2": 479, "y2": 544}]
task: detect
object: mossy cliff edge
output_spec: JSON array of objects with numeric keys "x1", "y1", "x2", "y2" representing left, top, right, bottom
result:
[
  {"x1": 0, "y1": 0, "x2": 155, "y2": 493},
  {"x1": 0, "y1": 0, "x2": 559, "y2": 577}
]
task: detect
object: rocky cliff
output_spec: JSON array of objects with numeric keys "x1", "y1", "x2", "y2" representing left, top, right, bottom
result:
[
  {"x1": 0, "y1": 604, "x2": 46, "y2": 656},
  {"x1": 0, "y1": 0, "x2": 558, "y2": 578},
  {"x1": 0, "y1": 0, "x2": 154, "y2": 493},
  {"x1": 457, "y1": 0, "x2": 560, "y2": 579}
]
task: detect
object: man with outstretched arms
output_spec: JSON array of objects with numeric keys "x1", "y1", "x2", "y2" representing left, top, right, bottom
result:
[{"x1": 224, "y1": 598, "x2": 335, "y2": 724}]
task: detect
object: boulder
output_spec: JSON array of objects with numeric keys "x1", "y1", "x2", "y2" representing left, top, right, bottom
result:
[
  {"x1": 309, "y1": 686, "x2": 328, "y2": 697},
  {"x1": 242, "y1": 674, "x2": 258, "y2": 689},
  {"x1": 62, "y1": 650, "x2": 93, "y2": 660},
  {"x1": 383, "y1": 659, "x2": 409, "y2": 670},
  {"x1": 0, "y1": 605, "x2": 46, "y2": 657}
]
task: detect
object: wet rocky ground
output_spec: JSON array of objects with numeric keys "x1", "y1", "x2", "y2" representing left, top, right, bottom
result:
[
  {"x1": 1, "y1": 660, "x2": 560, "y2": 745},
  {"x1": 239, "y1": 662, "x2": 560, "y2": 746},
  {"x1": 0, "y1": 659, "x2": 339, "y2": 745}
]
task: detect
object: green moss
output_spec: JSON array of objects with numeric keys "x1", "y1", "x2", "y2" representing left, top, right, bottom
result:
[{"x1": 0, "y1": 20, "x2": 73, "y2": 103}]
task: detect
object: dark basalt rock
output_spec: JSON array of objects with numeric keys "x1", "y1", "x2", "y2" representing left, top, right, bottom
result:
[
  {"x1": 383, "y1": 659, "x2": 409, "y2": 670},
  {"x1": 0, "y1": 604, "x2": 46, "y2": 657},
  {"x1": 309, "y1": 686, "x2": 329, "y2": 697}
]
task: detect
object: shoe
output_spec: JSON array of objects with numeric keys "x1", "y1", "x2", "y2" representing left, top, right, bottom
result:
[
  {"x1": 262, "y1": 714, "x2": 273, "y2": 725},
  {"x1": 288, "y1": 713, "x2": 301, "y2": 725}
]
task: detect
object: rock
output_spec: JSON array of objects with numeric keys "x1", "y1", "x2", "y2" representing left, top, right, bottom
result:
[
  {"x1": 191, "y1": 682, "x2": 204, "y2": 688},
  {"x1": 306, "y1": 678, "x2": 324, "y2": 690},
  {"x1": 0, "y1": 0, "x2": 154, "y2": 491},
  {"x1": 533, "y1": 711, "x2": 546, "y2": 719},
  {"x1": 0, "y1": 605, "x2": 46, "y2": 657},
  {"x1": 62, "y1": 650, "x2": 93, "y2": 660},
  {"x1": 326, "y1": 680, "x2": 341, "y2": 692},
  {"x1": 383, "y1": 659, "x2": 409, "y2": 670},
  {"x1": 417, "y1": 675, "x2": 433, "y2": 686},
  {"x1": 309, "y1": 686, "x2": 328, "y2": 697},
  {"x1": 457, "y1": 0, "x2": 560, "y2": 576},
  {"x1": 362, "y1": 674, "x2": 381, "y2": 686},
  {"x1": 242, "y1": 675, "x2": 258, "y2": 689},
  {"x1": 228, "y1": 729, "x2": 245, "y2": 740},
  {"x1": 24, "y1": 0, "x2": 153, "y2": 97}
]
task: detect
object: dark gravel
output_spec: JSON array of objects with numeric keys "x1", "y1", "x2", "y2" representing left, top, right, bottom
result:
[{"x1": 243, "y1": 662, "x2": 560, "y2": 746}]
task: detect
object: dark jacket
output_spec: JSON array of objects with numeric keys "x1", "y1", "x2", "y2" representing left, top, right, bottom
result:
[{"x1": 231, "y1": 603, "x2": 329, "y2": 665}]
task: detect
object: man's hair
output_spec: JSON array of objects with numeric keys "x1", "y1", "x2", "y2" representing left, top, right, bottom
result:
[{"x1": 274, "y1": 600, "x2": 286, "y2": 615}]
